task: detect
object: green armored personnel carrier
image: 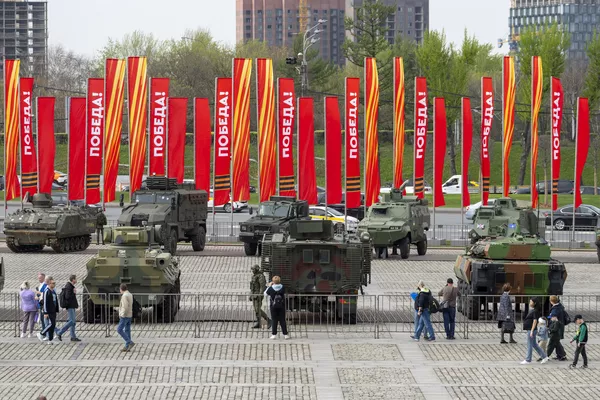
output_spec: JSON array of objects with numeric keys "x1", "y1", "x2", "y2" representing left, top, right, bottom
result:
[
  {"x1": 82, "y1": 226, "x2": 181, "y2": 323},
  {"x1": 455, "y1": 235, "x2": 567, "y2": 320},
  {"x1": 261, "y1": 219, "x2": 371, "y2": 324},
  {"x1": 118, "y1": 177, "x2": 208, "y2": 255},
  {"x1": 4, "y1": 193, "x2": 101, "y2": 253},
  {"x1": 469, "y1": 197, "x2": 541, "y2": 244},
  {"x1": 357, "y1": 184, "x2": 430, "y2": 259},
  {"x1": 239, "y1": 196, "x2": 310, "y2": 256}
]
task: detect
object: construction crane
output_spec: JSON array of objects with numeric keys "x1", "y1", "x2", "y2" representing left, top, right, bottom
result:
[
  {"x1": 299, "y1": 0, "x2": 310, "y2": 34},
  {"x1": 497, "y1": 34, "x2": 520, "y2": 52}
]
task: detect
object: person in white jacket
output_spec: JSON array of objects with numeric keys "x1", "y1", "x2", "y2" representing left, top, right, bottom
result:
[{"x1": 116, "y1": 284, "x2": 135, "y2": 352}]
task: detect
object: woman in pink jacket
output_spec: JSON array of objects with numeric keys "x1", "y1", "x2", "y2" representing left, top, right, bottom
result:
[{"x1": 20, "y1": 282, "x2": 38, "y2": 338}]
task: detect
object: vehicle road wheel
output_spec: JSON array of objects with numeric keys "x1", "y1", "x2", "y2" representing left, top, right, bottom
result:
[
  {"x1": 399, "y1": 237, "x2": 410, "y2": 259},
  {"x1": 167, "y1": 229, "x2": 178, "y2": 255},
  {"x1": 244, "y1": 242, "x2": 258, "y2": 256},
  {"x1": 416, "y1": 237, "x2": 428, "y2": 256},
  {"x1": 82, "y1": 288, "x2": 95, "y2": 324},
  {"x1": 223, "y1": 203, "x2": 232, "y2": 213},
  {"x1": 191, "y1": 225, "x2": 206, "y2": 251},
  {"x1": 334, "y1": 223, "x2": 345, "y2": 234},
  {"x1": 554, "y1": 219, "x2": 566, "y2": 230}
]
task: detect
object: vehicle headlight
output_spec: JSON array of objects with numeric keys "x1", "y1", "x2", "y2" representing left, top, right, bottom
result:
[{"x1": 240, "y1": 225, "x2": 247, "y2": 232}]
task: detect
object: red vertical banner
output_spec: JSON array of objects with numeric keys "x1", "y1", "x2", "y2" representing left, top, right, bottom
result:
[
  {"x1": 194, "y1": 97, "x2": 211, "y2": 191},
  {"x1": 502, "y1": 56, "x2": 516, "y2": 196},
  {"x1": 574, "y1": 98, "x2": 590, "y2": 209},
  {"x1": 104, "y1": 58, "x2": 126, "y2": 203},
  {"x1": 20, "y1": 77, "x2": 37, "y2": 197},
  {"x1": 127, "y1": 56, "x2": 148, "y2": 194},
  {"x1": 480, "y1": 77, "x2": 494, "y2": 205},
  {"x1": 551, "y1": 77, "x2": 564, "y2": 211},
  {"x1": 297, "y1": 97, "x2": 317, "y2": 205},
  {"x1": 393, "y1": 57, "x2": 406, "y2": 189},
  {"x1": 414, "y1": 77, "x2": 428, "y2": 199},
  {"x1": 433, "y1": 98, "x2": 447, "y2": 207},
  {"x1": 277, "y1": 78, "x2": 296, "y2": 197},
  {"x1": 37, "y1": 97, "x2": 56, "y2": 194},
  {"x1": 213, "y1": 78, "x2": 232, "y2": 206},
  {"x1": 325, "y1": 96, "x2": 342, "y2": 205},
  {"x1": 86, "y1": 78, "x2": 104, "y2": 205},
  {"x1": 461, "y1": 98, "x2": 473, "y2": 208},
  {"x1": 256, "y1": 58, "x2": 276, "y2": 202},
  {"x1": 4, "y1": 59, "x2": 20, "y2": 201},
  {"x1": 167, "y1": 98, "x2": 187, "y2": 184},
  {"x1": 364, "y1": 58, "x2": 380, "y2": 207},
  {"x1": 531, "y1": 56, "x2": 543, "y2": 209},
  {"x1": 345, "y1": 77, "x2": 361, "y2": 209},
  {"x1": 232, "y1": 58, "x2": 252, "y2": 202},
  {"x1": 68, "y1": 98, "x2": 86, "y2": 201},
  {"x1": 149, "y1": 78, "x2": 169, "y2": 176}
]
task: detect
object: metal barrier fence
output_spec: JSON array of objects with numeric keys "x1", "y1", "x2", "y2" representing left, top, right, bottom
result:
[{"x1": 6, "y1": 292, "x2": 597, "y2": 340}]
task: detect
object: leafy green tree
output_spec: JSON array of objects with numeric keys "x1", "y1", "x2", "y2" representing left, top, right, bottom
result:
[{"x1": 584, "y1": 31, "x2": 600, "y2": 110}]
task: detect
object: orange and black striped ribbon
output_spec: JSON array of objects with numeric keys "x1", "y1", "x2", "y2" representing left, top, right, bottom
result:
[
  {"x1": 86, "y1": 174, "x2": 100, "y2": 190},
  {"x1": 414, "y1": 177, "x2": 424, "y2": 193},
  {"x1": 552, "y1": 178, "x2": 558, "y2": 194},
  {"x1": 21, "y1": 172, "x2": 38, "y2": 188},
  {"x1": 482, "y1": 177, "x2": 490, "y2": 192},
  {"x1": 346, "y1": 176, "x2": 361, "y2": 192},
  {"x1": 214, "y1": 175, "x2": 231, "y2": 191},
  {"x1": 279, "y1": 176, "x2": 295, "y2": 192}
]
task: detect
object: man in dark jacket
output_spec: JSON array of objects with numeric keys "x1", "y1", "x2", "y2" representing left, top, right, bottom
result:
[
  {"x1": 548, "y1": 295, "x2": 567, "y2": 360},
  {"x1": 37, "y1": 277, "x2": 59, "y2": 344},
  {"x1": 56, "y1": 275, "x2": 81, "y2": 342},
  {"x1": 96, "y1": 212, "x2": 107, "y2": 245},
  {"x1": 413, "y1": 281, "x2": 436, "y2": 341}
]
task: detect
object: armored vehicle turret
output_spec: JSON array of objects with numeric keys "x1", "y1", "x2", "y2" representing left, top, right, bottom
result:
[
  {"x1": 3, "y1": 193, "x2": 101, "y2": 253},
  {"x1": 82, "y1": 226, "x2": 181, "y2": 323},
  {"x1": 261, "y1": 219, "x2": 371, "y2": 324},
  {"x1": 118, "y1": 176, "x2": 208, "y2": 255},
  {"x1": 469, "y1": 197, "x2": 542, "y2": 243},
  {"x1": 239, "y1": 195, "x2": 310, "y2": 256},
  {"x1": 357, "y1": 183, "x2": 430, "y2": 259}
]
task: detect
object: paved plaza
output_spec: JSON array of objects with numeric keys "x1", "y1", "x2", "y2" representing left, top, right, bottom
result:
[{"x1": 0, "y1": 245, "x2": 598, "y2": 399}]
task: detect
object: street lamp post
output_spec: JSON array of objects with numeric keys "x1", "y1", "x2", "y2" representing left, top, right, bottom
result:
[{"x1": 299, "y1": 19, "x2": 326, "y2": 96}]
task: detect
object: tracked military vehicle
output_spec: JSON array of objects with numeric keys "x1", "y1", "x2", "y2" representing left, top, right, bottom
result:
[
  {"x1": 82, "y1": 226, "x2": 181, "y2": 323},
  {"x1": 357, "y1": 183, "x2": 430, "y2": 259},
  {"x1": 4, "y1": 193, "x2": 101, "y2": 253},
  {"x1": 455, "y1": 205, "x2": 567, "y2": 320},
  {"x1": 118, "y1": 177, "x2": 208, "y2": 255},
  {"x1": 469, "y1": 197, "x2": 542, "y2": 243},
  {"x1": 239, "y1": 196, "x2": 310, "y2": 256},
  {"x1": 261, "y1": 219, "x2": 371, "y2": 324}
]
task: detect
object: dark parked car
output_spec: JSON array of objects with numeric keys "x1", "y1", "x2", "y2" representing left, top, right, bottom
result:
[
  {"x1": 317, "y1": 192, "x2": 366, "y2": 221},
  {"x1": 544, "y1": 204, "x2": 600, "y2": 230},
  {"x1": 249, "y1": 185, "x2": 256, "y2": 193},
  {"x1": 510, "y1": 186, "x2": 531, "y2": 194},
  {"x1": 569, "y1": 186, "x2": 600, "y2": 195},
  {"x1": 536, "y1": 180, "x2": 574, "y2": 194}
]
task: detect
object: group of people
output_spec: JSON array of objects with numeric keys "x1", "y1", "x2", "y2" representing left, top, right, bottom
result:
[
  {"x1": 19, "y1": 273, "x2": 136, "y2": 352},
  {"x1": 411, "y1": 279, "x2": 460, "y2": 342},
  {"x1": 250, "y1": 264, "x2": 289, "y2": 339}
]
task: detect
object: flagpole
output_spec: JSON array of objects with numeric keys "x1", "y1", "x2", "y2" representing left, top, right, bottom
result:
[
  {"x1": 102, "y1": 64, "x2": 106, "y2": 211},
  {"x1": 572, "y1": 99, "x2": 579, "y2": 245},
  {"x1": 343, "y1": 82, "x2": 348, "y2": 242},
  {"x1": 65, "y1": 97, "x2": 70, "y2": 202},
  {"x1": 502, "y1": 60, "x2": 506, "y2": 195},
  {"x1": 461, "y1": 99, "x2": 465, "y2": 241},
  {"x1": 18, "y1": 79, "x2": 23, "y2": 209},
  {"x1": 146, "y1": 77, "x2": 151, "y2": 185},
  {"x1": 211, "y1": 79, "x2": 217, "y2": 241},
  {"x1": 255, "y1": 59, "x2": 261, "y2": 205},
  {"x1": 84, "y1": 82, "x2": 88, "y2": 205},
  {"x1": 276, "y1": 79, "x2": 280, "y2": 195},
  {"x1": 297, "y1": 97, "x2": 300, "y2": 201},
  {"x1": 229, "y1": 74, "x2": 234, "y2": 238},
  {"x1": 324, "y1": 98, "x2": 329, "y2": 232},
  {"x1": 550, "y1": 78, "x2": 554, "y2": 242},
  {"x1": 433, "y1": 98, "x2": 437, "y2": 240},
  {"x1": 165, "y1": 98, "x2": 169, "y2": 179},
  {"x1": 3, "y1": 57, "x2": 6, "y2": 217}
]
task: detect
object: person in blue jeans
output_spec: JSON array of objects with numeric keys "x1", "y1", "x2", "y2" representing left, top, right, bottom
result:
[
  {"x1": 413, "y1": 281, "x2": 435, "y2": 341},
  {"x1": 56, "y1": 275, "x2": 81, "y2": 342},
  {"x1": 411, "y1": 283, "x2": 429, "y2": 340},
  {"x1": 521, "y1": 298, "x2": 549, "y2": 364},
  {"x1": 438, "y1": 278, "x2": 459, "y2": 340},
  {"x1": 116, "y1": 284, "x2": 135, "y2": 352}
]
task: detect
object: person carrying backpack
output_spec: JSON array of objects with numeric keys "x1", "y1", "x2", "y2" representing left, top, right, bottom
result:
[
  {"x1": 266, "y1": 276, "x2": 289, "y2": 340},
  {"x1": 548, "y1": 295, "x2": 568, "y2": 361},
  {"x1": 413, "y1": 281, "x2": 436, "y2": 342},
  {"x1": 56, "y1": 275, "x2": 81, "y2": 342}
]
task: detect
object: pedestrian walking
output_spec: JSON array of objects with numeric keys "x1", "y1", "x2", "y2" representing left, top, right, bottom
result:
[
  {"x1": 266, "y1": 276, "x2": 289, "y2": 340},
  {"x1": 116, "y1": 283, "x2": 135, "y2": 352},
  {"x1": 413, "y1": 281, "x2": 436, "y2": 342},
  {"x1": 546, "y1": 315, "x2": 564, "y2": 360},
  {"x1": 36, "y1": 274, "x2": 48, "y2": 331},
  {"x1": 548, "y1": 295, "x2": 568, "y2": 361},
  {"x1": 20, "y1": 282, "x2": 37, "y2": 338},
  {"x1": 520, "y1": 298, "x2": 549, "y2": 364},
  {"x1": 569, "y1": 314, "x2": 588, "y2": 369},
  {"x1": 249, "y1": 265, "x2": 271, "y2": 329},
  {"x1": 56, "y1": 275, "x2": 81, "y2": 342},
  {"x1": 438, "y1": 278, "x2": 459, "y2": 340},
  {"x1": 497, "y1": 283, "x2": 517, "y2": 344},
  {"x1": 96, "y1": 212, "x2": 107, "y2": 245},
  {"x1": 37, "y1": 277, "x2": 59, "y2": 344},
  {"x1": 537, "y1": 317, "x2": 548, "y2": 360},
  {"x1": 411, "y1": 282, "x2": 429, "y2": 340}
]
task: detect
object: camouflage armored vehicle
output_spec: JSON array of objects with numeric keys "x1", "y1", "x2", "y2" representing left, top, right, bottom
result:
[
  {"x1": 469, "y1": 197, "x2": 542, "y2": 244},
  {"x1": 455, "y1": 235, "x2": 567, "y2": 320},
  {"x1": 82, "y1": 226, "x2": 181, "y2": 323},
  {"x1": 357, "y1": 184, "x2": 430, "y2": 259},
  {"x1": 118, "y1": 176, "x2": 208, "y2": 255},
  {"x1": 4, "y1": 193, "x2": 101, "y2": 253},
  {"x1": 239, "y1": 196, "x2": 310, "y2": 256},
  {"x1": 261, "y1": 219, "x2": 371, "y2": 324}
]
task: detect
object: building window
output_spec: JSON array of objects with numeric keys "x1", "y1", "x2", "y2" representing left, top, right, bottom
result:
[
  {"x1": 287, "y1": 9, "x2": 291, "y2": 14},
  {"x1": 245, "y1": 25, "x2": 251, "y2": 31},
  {"x1": 245, "y1": 18, "x2": 251, "y2": 23},
  {"x1": 245, "y1": 33, "x2": 251, "y2": 39},
  {"x1": 267, "y1": 25, "x2": 272, "y2": 29},
  {"x1": 257, "y1": 10, "x2": 262, "y2": 14}
]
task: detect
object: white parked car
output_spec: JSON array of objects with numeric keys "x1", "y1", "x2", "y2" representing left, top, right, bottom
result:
[
  {"x1": 308, "y1": 206, "x2": 359, "y2": 233},
  {"x1": 442, "y1": 175, "x2": 480, "y2": 194},
  {"x1": 208, "y1": 191, "x2": 249, "y2": 213},
  {"x1": 465, "y1": 199, "x2": 497, "y2": 220}
]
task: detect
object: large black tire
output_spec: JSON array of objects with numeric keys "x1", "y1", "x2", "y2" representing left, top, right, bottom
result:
[
  {"x1": 166, "y1": 229, "x2": 178, "y2": 255},
  {"x1": 191, "y1": 225, "x2": 206, "y2": 251},
  {"x1": 399, "y1": 237, "x2": 410, "y2": 259},
  {"x1": 82, "y1": 288, "x2": 95, "y2": 324},
  {"x1": 244, "y1": 242, "x2": 258, "y2": 256},
  {"x1": 416, "y1": 237, "x2": 428, "y2": 256}
]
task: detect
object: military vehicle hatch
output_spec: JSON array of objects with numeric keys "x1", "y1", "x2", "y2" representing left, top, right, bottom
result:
[{"x1": 118, "y1": 177, "x2": 208, "y2": 255}]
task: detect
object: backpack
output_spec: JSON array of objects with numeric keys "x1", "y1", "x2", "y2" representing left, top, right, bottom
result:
[
  {"x1": 272, "y1": 290, "x2": 284, "y2": 310},
  {"x1": 563, "y1": 309, "x2": 571, "y2": 326},
  {"x1": 59, "y1": 289, "x2": 67, "y2": 309},
  {"x1": 430, "y1": 297, "x2": 440, "y2": 314}
]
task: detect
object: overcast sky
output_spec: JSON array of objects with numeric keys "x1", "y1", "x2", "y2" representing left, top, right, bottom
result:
[{"x1": 48, "y1": 0, "x2": 510, "y2": 56}]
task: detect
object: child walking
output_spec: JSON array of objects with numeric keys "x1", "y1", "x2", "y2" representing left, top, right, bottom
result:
[
  {"x1": 569, "y1": 314, "x2": 588, "y2": 369},
  {"x1": 537, "y1": 317, "x2": 548, "y2": 360}
]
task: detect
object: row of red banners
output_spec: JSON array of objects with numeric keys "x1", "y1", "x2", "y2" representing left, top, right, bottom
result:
[{"x1": 3, "y1": 56, "x2": 591, "y2": 211}]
